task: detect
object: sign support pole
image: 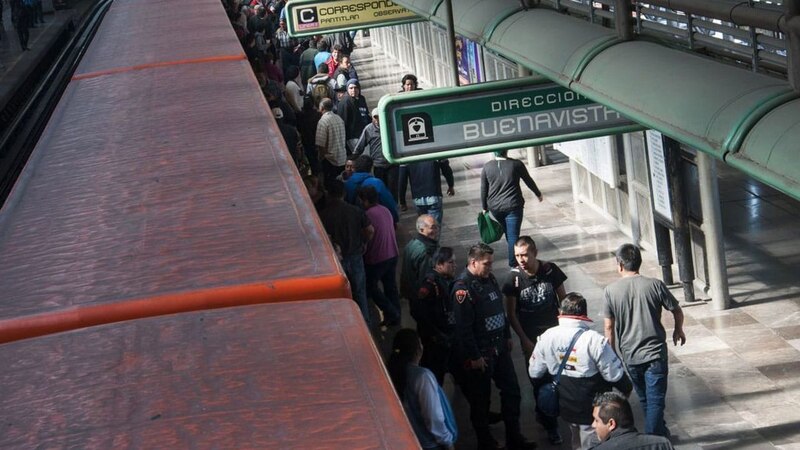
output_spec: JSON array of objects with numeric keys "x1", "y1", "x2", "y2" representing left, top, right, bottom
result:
[
  {"x1": 696, "y1": 151, "x2": 730, "y2": 310},
  {"x1": 445, "y1": 0, "x2": 460, "y2": 87},
  {"x1": 664, "y1": 137, "x2": 696, "y2": 303}
]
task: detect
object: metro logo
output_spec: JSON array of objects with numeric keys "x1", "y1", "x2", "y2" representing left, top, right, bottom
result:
[
  {"x1": 296, "y1": 7, "x2": 319, "y2": 29},
  {"x1": 286, "y1": 0, "x2": 421, "y2": 37}
]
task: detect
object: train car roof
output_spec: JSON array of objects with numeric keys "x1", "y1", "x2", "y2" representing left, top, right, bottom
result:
[
  {"x1": 0, "y1": 0, "x2": 347, "y2": 337},
  {"x1": 0, "y1": 299, "x2": 419, "y2": 448}
]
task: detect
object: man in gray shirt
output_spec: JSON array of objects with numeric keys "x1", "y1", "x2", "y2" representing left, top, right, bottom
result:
[{"x1": 603, "y1": 243, "x2": 686, "y2": 438}]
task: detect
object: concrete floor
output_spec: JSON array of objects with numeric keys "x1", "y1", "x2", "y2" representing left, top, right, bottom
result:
[{"x1": 353, "y1": 35, "x2": 800, "y2": 450}]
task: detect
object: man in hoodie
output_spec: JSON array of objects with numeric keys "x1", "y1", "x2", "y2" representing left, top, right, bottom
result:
[
  {"x1": 337, "y1": 79, "x2": 370, "y2": 155},
  {"x1": 344, "y1": 155, "x2": 398, "y2": 223},
  {"x1": 354, "y1": 108, "x2": 398, "y2": 201}
]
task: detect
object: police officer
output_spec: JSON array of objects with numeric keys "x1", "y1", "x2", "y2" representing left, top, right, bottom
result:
[
  {"x1": 452, "y1": 243, "x2": 536, "y2": 450},
  {"x1": 411, "y1": 246, "x2": 458, "y2": 385}
]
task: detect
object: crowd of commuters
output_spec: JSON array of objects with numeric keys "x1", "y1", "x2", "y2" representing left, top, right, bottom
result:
[{"x1": 225, "y1": 5, "x2": 684, "y2": 447}]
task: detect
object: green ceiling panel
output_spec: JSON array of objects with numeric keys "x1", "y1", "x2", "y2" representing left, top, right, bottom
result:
[
  {"x1": 430, "y1": 0, "x2": 522, "y2": 44},
  {"x1": 573, "y1": 41, "x2": 795, "y2": 158},
  {"x1": 389, "y1": 0, "x2": 800, "y2": 200},
  {"x1": 395, "y1": 0, "x2": 441, "y2": 18},
  {"x1": 728, "y1": 100, "x2": 800, "y2": 199},
  {"x1": 486, "y1": 8, "x2": 619, "y2": 87}
]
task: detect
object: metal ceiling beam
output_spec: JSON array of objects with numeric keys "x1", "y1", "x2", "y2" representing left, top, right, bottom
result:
[{"x1": 643, "y1": 0, "x2": 785, "y2": 32}]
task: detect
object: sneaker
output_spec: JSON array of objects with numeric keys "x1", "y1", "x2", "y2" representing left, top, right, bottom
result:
[{"x1": 547, "y1": 429, "x2": 563, "y2": 445}]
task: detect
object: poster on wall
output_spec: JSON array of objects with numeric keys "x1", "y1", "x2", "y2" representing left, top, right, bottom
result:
[
  {"x1": 554, "y1": 136, "x2": 619, "y2": 187},
  {"x1": 455, "y1": 35, "x2": 483, "y2": 85},
  {"x1": 645, "y1": 130, "x2": 674, "y2": 225}
]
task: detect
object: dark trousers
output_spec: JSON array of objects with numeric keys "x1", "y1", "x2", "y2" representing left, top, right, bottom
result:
[
  {"x1": 17, "y1": 25, "x2": 29, "y2": 50},
  {"x1": 454, "y1": 350, "x2": 522, "y2": 444},
  {"x1": 321, "y1": 159, "x2": 344, "y2": 190},
  {"x1": 374, "y1": 165, "x2": 399, "y2": 202},
  {"x1": 303, "y1": 143, "x2": 320, "y2": 175},
  {"x1": 364, "y1": 256, "x2": 400, "y2": 322},
  {"x1": 419, "y1": 337, "x2": 453, "y2": 385}
]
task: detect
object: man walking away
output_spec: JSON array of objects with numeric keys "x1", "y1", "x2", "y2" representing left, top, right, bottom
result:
[
  {"x1": 480, "y1": 151, "x2": 543, "y2": 267},
  {"x1": 603, "y1": 244, "x2": 686, "y2": 438}
]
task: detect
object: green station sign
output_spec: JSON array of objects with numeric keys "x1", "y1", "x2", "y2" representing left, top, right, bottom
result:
[
  {"x1": 286, "y1": 0, "x2": 421, "y2": 38},
  {"x1": 378, "y1": 77, "x2": 643, "y2": 164}
]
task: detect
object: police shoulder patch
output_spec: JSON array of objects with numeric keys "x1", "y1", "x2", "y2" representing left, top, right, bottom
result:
[
  {"x1": 455, "y1": 289, "x2": 468, "y2": 304},
  {"x1": 417, "y1": 286, "x2": 430, "y2": 298}
]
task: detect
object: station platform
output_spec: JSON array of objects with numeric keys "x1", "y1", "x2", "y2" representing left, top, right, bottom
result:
[
  {"x1": 352, "y1": 36, "x2": 800, "y2": 449},
  {"x1": 0, "y1": 0, "x2": 94, "y2": 111}
]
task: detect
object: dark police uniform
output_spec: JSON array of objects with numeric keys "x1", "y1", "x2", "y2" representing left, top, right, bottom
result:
[
  {"x1": 411, "y1": 269, "x2": 456, "y2": 385},
  {"x1": 452, "y1": 269, "x2": 527, "y2": 449},
  {"x1": 502, "y1": 260, "x2": 567, "y2": 433}
]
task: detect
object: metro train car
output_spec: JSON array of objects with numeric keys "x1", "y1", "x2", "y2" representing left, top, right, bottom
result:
[
  {"x1": 0, "y1": 300, "x2": 418, "y2": 448},
  {"x1": 0, "y1": 0, "x2": 349, "y2": 341},
  {"x1": 0, "y1": 0, "x2": 417, "y2": 446}
]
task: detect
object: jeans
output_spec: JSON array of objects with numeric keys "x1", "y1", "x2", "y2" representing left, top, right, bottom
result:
[
  {"x1": 415, "y1": 197, "x2": 443, "y2": 225},
  {"x1": 365, "y1": 256, "x2": 400, "y2": 322},
  {"x1": 340, "y1": 253, "x2": 370, "y2": 325},
  {"x1": 492, "y1": 207, "x2": 523, "y2": 267},
  {"x1": 626, "y1": 359, "x2": 670, "y2": 437}
]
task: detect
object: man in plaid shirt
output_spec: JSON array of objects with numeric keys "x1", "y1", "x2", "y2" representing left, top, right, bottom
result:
[
  {"x1": 274, "y1": 18, "x2": 299, "y2": 79},
  {"x1": 315, "y1": 98, "x2": 347, "y2": 189}
]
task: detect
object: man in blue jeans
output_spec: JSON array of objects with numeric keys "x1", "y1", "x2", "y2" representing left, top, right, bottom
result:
[{"x1": 603, "y1": 244, "x2": 686, "y2": 438}]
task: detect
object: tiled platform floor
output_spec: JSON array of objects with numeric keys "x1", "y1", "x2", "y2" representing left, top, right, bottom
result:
[{"x1": 352, "y1": 35, "x2": 800, "y2": 449}]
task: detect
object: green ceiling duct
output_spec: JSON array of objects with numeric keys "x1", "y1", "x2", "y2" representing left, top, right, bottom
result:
[{"x1": 389, "y1": 0, "x2": 800, "y2": 200}]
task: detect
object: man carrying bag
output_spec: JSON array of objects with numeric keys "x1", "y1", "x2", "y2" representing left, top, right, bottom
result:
[{"x1": 529, "y1": 293, "x2": 631, "y2": 449}]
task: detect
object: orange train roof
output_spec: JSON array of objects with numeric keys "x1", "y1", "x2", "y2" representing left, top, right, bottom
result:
[
  {"x1": 0, "y1": 0, "x2": 347, "y2": 336},
  {"x1": 0, "y1": 300, "x2": 420, "y2": 448}
]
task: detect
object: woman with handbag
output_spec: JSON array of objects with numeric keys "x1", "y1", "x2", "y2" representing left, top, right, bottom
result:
[{"x1": 480, "y1": 150, "x2": 543, "y2": 267}]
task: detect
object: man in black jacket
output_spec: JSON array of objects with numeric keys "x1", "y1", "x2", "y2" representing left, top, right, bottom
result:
[
  {"x1": 411, "y1": 246, "x2": 458, "y2": 385},
  {"x1": 337, "y1": 79, "x2": 370, "y2": 155},
  {"x1": 591, "y1": 392, "x2": 674, "y2": 450},
  {"x1": 400, "y1": 159, "x2": 455, "y2": 225}
]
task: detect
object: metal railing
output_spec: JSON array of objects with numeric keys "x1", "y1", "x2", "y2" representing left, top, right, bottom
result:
[{"x1": 537, "y1": 0, "x2": 789, "y2": 77}]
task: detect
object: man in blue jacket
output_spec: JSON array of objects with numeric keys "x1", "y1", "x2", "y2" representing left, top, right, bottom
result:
[{"x1": 345, "y1": 155, "x2": 399, "y2": 223}]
